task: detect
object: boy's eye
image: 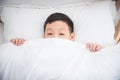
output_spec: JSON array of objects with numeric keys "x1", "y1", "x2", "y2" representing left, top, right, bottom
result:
[
  {"x1": 59, "y1": 33, "x2": 65, "y2": 35},
  {"x1": 47, "y1": 33, "x2": 53, "y2": 35}
]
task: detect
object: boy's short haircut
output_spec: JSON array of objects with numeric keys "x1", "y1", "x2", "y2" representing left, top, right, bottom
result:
[{"x1": 44, "y1": 13, "x2": 74, "y2": 33}]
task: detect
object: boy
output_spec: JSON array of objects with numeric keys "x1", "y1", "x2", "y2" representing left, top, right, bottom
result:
[{"x1": 11, "y1": 13, "x2": 102, "y2": 52}]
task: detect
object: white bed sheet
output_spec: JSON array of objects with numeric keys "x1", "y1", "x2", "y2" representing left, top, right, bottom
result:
[{"x1": 0, "y1": 38, "x2": 120, "y2": 80}]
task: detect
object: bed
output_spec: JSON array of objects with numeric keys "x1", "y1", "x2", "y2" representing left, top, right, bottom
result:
[{"x1": 0, "y1": 0, "x2": 120, "y2": 80}]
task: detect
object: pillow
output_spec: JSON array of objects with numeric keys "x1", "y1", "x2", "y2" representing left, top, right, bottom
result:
[
  {"x1": 0, "y1": 23, "x2": 4, "y2": 45},
  {"x1": 1, "y1": 1, "x2": 116, "y2": 46},
  {"x1": 54, "y1": 1, "x2": 116, "y2": 46},
  {"x1": 77, "y1": 1, "x2": 116, "y2": 46},
  {"x1": 1, "y1": 7, "x2": 55, "y2": 42}
]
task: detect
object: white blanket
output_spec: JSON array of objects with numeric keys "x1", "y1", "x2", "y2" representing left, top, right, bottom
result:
[{"x1": 0, "y1": 38, "x2": 120, "y2": 80}]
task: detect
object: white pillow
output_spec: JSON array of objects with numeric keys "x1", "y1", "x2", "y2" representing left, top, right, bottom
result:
[
  {"x1": 55, "y1": 1, "x2": 116, "y2": 46},
  {"x1": 1, "y1": 1, "x2": 116, "y2": 46},
  {"x1": 1, "y1": 7, "x2": 55, "y2": 42},
  {"x1": 77, "y1": 1, "x2": 116, "y2": 46},
  {"x1": 0, "y1": 23, "x2": 4, "y2": 45}
]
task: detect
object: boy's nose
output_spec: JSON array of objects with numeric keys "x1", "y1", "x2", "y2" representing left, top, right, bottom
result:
[{"x1": 54, "y1": 34, "x2": 59, "y2": 38}]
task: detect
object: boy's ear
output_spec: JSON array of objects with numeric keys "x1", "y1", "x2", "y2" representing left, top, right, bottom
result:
[{"x1": 70, "y1": 32, "x2": 75, "y2": 41}]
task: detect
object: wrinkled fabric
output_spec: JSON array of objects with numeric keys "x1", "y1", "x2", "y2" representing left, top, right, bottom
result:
[{"x1": 0, "y1": 38, "x2": 120, "y2": 80}]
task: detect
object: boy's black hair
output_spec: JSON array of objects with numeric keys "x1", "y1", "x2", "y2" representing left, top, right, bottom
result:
[{"x1": 44, "y1": 13, "x2": 74, "y2": 33}]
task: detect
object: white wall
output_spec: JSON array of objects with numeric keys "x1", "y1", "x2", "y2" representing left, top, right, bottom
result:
[{"x1": 0, "y1": 0, "x2": 112, "y2": 7}]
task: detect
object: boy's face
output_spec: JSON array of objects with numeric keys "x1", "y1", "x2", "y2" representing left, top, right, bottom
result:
[{"x1": 44, "y1": 21, "x2": 75, "y2": 41}]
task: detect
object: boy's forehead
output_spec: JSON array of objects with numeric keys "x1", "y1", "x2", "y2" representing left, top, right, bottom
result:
[{"x1": 46, "y1": 21, "x2": 68, "y2": 28}]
